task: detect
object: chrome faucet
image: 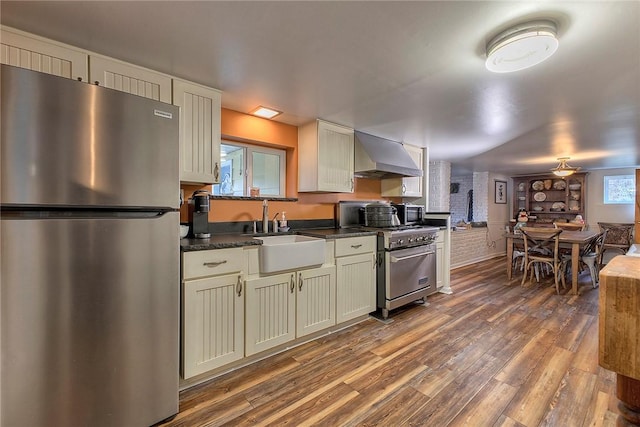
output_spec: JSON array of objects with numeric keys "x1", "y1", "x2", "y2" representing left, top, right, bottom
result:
[{"x1": 262, "y1": 200, "x2": 269, "y2": 233}]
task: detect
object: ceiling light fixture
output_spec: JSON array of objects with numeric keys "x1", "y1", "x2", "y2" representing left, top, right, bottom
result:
[
  {"x1": 486, "y1": 20, "x2": 559, "y2": 73},
  {"x1": 551, "y1": 157, "x2": 580, "y2": 177},
  {"x1": 250, "y1": 106, "x2": 282, "y2": 119}
]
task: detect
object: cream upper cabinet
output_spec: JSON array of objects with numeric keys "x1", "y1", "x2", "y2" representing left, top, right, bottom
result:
[
  {"x1": 1, "y1": 26, "x2": 88, "y2": 81},
  {"x1": 173, "y1": 79, "x2": 222, "y2": 184},
  {"x1": 381, "y1": 143, "x2": 423, "y2": 197},
  {"x1": 89, "y1": 55, "x2": 172, "y2": 103},
  {"x1": 298, "y1": 120, "x2": 354, "y2": 193}
]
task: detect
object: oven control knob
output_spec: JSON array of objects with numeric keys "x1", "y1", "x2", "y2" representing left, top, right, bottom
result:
[
  {"x1": 416, "y1": 236, "x2": 424, "y2": 242},
  {"x1": 397, "y1": 239, "x2": 404, "y2": 245},
  {"x1": 408, "y1": 237, "x2": 415, "y2": 243}
]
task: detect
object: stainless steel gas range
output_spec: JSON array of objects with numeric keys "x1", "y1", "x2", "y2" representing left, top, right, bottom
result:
[{"x1": 337, "y1": 201, "x2": 439, "y2": 319}]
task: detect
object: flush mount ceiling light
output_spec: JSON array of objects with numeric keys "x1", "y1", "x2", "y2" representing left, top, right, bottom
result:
[
  {"x1": 486, "y1": 20, "x2": 559, "y2": 73},
  {"x1": 551, "y1": 157, "x2": 580, "y2": 177},
  {"x1": 250, "y1": 106, "x2": 282, "y2": 119}
]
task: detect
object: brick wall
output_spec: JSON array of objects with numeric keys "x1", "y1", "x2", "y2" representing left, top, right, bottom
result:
[
  {"x1": 450, "y1": 174, "x2": 473, "y2": 224},
  {"x1": 473, "y1": 172, "x2": 489, "y2": 222},
  {"x1": 450, "y1": 225, "x2": 505, "y2": 269},
  {"x1": 428, "y1": 160, "x2": 451, "y2": 212}
]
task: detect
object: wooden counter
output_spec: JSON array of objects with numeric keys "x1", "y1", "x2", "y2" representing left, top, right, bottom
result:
[{"x1": 599, "y1": 255, "x2": 640, "y2": 425}]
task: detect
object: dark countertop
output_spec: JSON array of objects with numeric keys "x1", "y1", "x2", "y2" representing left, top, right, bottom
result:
[
  {"x1": 180, "y1": 234, "x2": 262, "y2": 252},
  {"x1": 180, "y1": 228, "x2": 378, "y2": 251},
  {"x1": 297, "y1": 228, "x2": 378, "y2": 239}
]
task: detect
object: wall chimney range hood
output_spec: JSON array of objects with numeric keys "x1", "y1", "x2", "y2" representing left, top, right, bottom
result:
[{"x1": 354, "y1": 131, "x2": 422, "y2": 179}]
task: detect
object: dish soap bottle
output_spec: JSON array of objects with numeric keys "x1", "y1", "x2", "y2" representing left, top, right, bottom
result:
[{"x1": 279, "y1": 211, "x2": 287, "y2": 231}]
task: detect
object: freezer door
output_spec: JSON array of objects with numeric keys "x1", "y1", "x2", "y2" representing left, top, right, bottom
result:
[
  {"x1": 1, "y1": 65, "x2": 179, "y2": 209},
  {"x1": 1, "y1": 212, "x2": 179, "y2": 427}
]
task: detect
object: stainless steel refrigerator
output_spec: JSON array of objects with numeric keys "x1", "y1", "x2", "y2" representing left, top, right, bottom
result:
[{"x1": 1, "y1": 65, "x2": 180, "y2": 427}]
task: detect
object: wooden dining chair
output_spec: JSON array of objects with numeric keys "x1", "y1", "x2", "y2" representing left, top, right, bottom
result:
[
  {"x1": 554, "y1": 222, "x2": 586, "y2": 231},
  {"x1": 559, "y1": 230, "x2": 607, "y2": 289},
  {"x1": 520, "y1": 227, "x2": 564, "y2": 294},
  {"x1": 597, "y1": 222, "x2": 634, "y2": 258}
]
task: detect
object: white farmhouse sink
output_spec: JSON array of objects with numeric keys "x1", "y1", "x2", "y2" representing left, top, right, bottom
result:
[{"x1": 254, "y1": 235, "x2": 325, "y2": 273}]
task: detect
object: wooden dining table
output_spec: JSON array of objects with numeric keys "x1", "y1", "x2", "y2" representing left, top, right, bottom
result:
[{"x1": 506, "y1": 229, "x2": 599, "y2": 295}]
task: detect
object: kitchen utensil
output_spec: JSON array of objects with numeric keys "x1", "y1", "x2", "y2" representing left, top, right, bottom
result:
[
  {"x1": 180, "y1": 224, "x2": 189, "y2": 238},
  {"x1": 363, "y1": 202, "x2": 398, "y2": 227}
]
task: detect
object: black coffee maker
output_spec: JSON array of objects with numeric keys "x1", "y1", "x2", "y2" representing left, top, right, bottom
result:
[{"x1": 190, "y1": 190, "x2": 211, "y2": 239}]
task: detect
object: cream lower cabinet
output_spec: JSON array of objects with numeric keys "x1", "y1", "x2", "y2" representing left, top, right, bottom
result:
[
  {"x1": 245, "y1": 265, "x2": 336, "y2": 356},
  {"x1": 245, "y1": 272, "x2": 296, "y2": 356},
  {"x1": 182, "y1": 248, "x2": 245, "y2": 379},
  {"x1": 435, "y1": 231, "x2": 444, "y2": 290},
  {"x1": 434, "y1": 229, "x2": 452, "y2": 293},
  {"x1": 335, "y1": 236, "x2": 377, "y2": 323},
  {"x1": 1, "y1": 26, "x2": 88, "y2": 80}
]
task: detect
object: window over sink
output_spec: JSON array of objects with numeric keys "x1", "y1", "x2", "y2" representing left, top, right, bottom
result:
[{"x1": 212, "y1": 141, "x2": 286, "y2": 197}]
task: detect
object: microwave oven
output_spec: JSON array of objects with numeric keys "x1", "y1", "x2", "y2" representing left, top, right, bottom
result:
[{"x1": 392, "y1": 203, "x2": 424, "y2": 225}]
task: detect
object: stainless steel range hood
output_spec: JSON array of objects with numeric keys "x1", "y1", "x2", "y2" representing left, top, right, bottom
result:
[{"x1": 354, "y1": 131, "x2": 423, "y2": 179}]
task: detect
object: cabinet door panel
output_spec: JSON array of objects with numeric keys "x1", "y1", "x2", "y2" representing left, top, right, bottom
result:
[
  {"x1": 182, "y1": 273, "x2": 244, "y2": 379},
  {"x1": 1, "y1": 27, "x2": 87, "y2": 80},
  {"x1": 317, "y1": 122, "x2": 354, "y2": 192},
  {"x1": 90, "y1": 55, "x2": 171, "y2": 102},
  {"x1": 245, "y1": 273, "x2": 296, "y2": 356},
  {"x1": 336, "y1": 253, "x2": 376, "y2": 323},
  {"x1": 297, "y1": 266, "x2": 336, "y2": 337},
  {"x1": 173, "y1": 79, "x2": 222, "y2": 184}
]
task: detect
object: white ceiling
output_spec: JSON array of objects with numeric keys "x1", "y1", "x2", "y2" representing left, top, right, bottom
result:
[{"x1": 2, "y1": 1, "x2": 639, "y2": 175}]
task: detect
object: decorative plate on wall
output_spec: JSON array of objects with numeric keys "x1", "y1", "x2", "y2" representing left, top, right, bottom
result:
[
  {"x1": 532, "y1": 181, "x2": 544, "y2": 191},
  {"x1": 553, "y1": 180, "x2": 566, "y2": 190},
  {"x1": 533, "y1": 192, "x2": 547, "y2": 202}
]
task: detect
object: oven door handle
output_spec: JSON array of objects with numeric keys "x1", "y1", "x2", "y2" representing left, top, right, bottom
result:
[{"x1": 390, "y1": 250, "x2": 435, "y2": 263}]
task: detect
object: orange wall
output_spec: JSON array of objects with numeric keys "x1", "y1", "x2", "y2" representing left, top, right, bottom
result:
[{"x1": 180, "y1": 108, "x2": 386, "y2": 223}]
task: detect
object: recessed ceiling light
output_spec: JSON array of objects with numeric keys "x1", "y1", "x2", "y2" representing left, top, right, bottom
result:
[
  {"x1": 250, "y1": 106, "x2": 282, "y2": 119},
  {"x1": 486, "y1": 20, "x2": 559, "y2": 73}
]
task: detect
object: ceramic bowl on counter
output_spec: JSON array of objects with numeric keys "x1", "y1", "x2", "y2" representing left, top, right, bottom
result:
[{"x1": 180, "y1": 224, "x2": 189, "y2": 238}]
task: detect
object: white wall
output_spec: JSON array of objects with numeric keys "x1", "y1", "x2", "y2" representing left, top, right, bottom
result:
[{"x1": 585, "y1": 168, "x2": 635, "y2": 229}]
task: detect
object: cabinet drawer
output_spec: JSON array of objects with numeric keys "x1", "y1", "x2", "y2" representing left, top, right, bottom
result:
[
  {"x1": 335, "y1": 236, "x2": 376, "y2": 257},
  {"x1": 183, "y1": 248, "x2": 243, "y2": 280}
]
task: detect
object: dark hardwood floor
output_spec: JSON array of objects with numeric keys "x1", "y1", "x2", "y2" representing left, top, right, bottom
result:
[{"x1": 163, "y1": 256, "x2": 621, "y2": 426}]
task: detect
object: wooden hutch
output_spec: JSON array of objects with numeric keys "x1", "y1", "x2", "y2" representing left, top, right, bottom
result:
[{"x1": 511, "y1": 172, "x2": 587, "y2": 226}]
